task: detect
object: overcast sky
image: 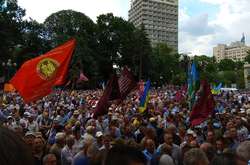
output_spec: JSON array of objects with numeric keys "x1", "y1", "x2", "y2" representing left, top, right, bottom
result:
[{"x1": 18, "y1": 0, "x2": 250, "y2": 56}]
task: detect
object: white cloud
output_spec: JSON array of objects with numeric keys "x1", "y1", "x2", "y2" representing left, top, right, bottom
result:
[
  {"x1": 180, "y1": 0, "x2": 250, "y2": 56},
  {"x1": 18, "y1": 0, "x2": 130, "y2": 23},
  {"x1": 181, "y1": 13, "x2": 216, "y2": 36},
  {"x1": 179, "y1": 32, "x2": 214, "y2": 55},
  {"x1": 18, "y1": 0, "x2": 250, "y2": 56}
]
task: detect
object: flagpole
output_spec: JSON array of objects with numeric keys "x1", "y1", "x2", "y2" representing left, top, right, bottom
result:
[{"x1": 42, "y1": 86, "x2": 69, "y2": 157}]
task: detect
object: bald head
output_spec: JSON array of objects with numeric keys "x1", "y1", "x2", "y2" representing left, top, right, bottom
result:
[
  {"x1": 200, "y1": 142, "x2": 215, "y2": 161},
  {"x1": 236, "y1": 141, "x2": 250, "y2": 162}
]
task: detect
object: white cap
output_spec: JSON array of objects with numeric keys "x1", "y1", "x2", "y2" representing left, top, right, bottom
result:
[
  {"x1": 25, "y1": 132, "x2": 36, "y2": 137},
  {"x1": 96, "y1": 131, "x2": 103, "y2": 138},
  {"x1": 187, "y1": 129, "x2": 197, "y2": 137}
]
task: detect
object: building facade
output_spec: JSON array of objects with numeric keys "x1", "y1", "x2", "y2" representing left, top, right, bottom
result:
[
  {"x1": 128, "y1": 0, "x2": 178, "y2": 50},
  {"x1": 244, "y1": 64, "x2": 250, "y2": 89},
  {"x1": 213, "y1": 35, "x2": 250, "y2": 62}
]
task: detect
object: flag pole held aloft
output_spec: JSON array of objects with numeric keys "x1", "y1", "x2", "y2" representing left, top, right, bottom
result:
[{"x1": 10, "y1": 39, "x2": 76, "y2": 103}]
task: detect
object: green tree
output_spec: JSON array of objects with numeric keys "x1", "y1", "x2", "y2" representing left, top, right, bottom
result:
[
  {"x1": 130, "y1": 25, "x2": 152, "y2": 80},
  {"x1": 44, "y1": 10, "x2": 99, "y2": 87},
  {"x1": 96, "y1": 14, "x2": 151, "y2": 80},
  {"x1": 14, "y1": 19, "x2": 51, "y2": 65},
  {"x1": 149, "y1": 43, "x2": 179, "y2": 85},
  {"x1": 218, "y1": 59, "x2": 235, "y2": 71},
  {"x1": 190, "y1": 55, "x2": 217, "y2": 83},
  {"x1": 235, "y1": 61, "x2": 244, "y2": 70},
  {"x1": 0, "y1": 0, "x2": 25, "y2": 62}
]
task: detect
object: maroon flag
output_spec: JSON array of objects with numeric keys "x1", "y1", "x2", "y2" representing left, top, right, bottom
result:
[
  {"x1": 190, "y1": 80, "x2": 215, "y2": 126},
  {"x1": 138, "y1": 80, "x2": 144, "y2": 96},
  {"x1": 77, "y1": 71, "x2": 88, "y2": 83},
  {"x1": 93, "y1": 74, "x2": 121, "y2": 118},
  {"x1": 118, "y1": 67, "x2": 136, "y2": 99}
]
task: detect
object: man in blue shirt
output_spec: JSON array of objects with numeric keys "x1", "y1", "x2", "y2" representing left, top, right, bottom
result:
[{"x1": 142, "y1": 139, "x2": 156, "y2": 164}]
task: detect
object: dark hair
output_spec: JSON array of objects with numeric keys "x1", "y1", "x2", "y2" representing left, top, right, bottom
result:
[
  {"x1": 104, "y1": 145, "x2": 146, "y2": 165},
  {"x1": 0, "y1": 127, "x2": 34, "y2": 165},
  {"x1": 210, "y1": 153, "x2": 237, "y2": 165}
]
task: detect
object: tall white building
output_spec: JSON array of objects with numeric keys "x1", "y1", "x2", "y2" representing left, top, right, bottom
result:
[
  {"x1": 213, "y1": 34, "x2": 250, "y2": 62},
  {"x1": 128, "y1": 0, "x2": 178, "y2": 50}
]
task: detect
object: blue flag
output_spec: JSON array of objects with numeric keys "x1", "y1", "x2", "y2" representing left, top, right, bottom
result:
[
  {"x1": 188, "y1": 63, "x2": 200, "y2": 110},
  {"x1": 139, "y1": 80, "x2": 150, "y2": 113}
]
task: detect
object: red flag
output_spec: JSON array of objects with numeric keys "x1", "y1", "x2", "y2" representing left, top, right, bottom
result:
[
  {"x1": 190, "y1": 80, "x2": 215, "y2": 126},
  {"x1": 10, "y1": 39, "x2": 76, "y2": 103},
  {"x1": 93, "y1": 74, "x2": 121, "y2": 119},
  {"x1": 118, "y1": 67, "x2": 136, "y2": 99},
  {"x1": 77, "y1": 71, "x2": 88, "y2": 83}
]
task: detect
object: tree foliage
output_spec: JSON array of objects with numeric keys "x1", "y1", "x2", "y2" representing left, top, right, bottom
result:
[
  {"x1": 149, "y1": 43, "x2": 179, "y2": 85},
  {"x1": 1, "y1": 1, "x2": 247, "y2": 88},
  {"x1": 0, "y1": 0, "x2": 25, "y2": 61},
  {"x1": 95, "y1": 14, "x2": 151, "y2": 80},
  {"x1": 218, "y1": 59, "x2": 235, "y2": 71},
  {"x1": 44, "y1": 10, "x2": 99, "y2": 86}
]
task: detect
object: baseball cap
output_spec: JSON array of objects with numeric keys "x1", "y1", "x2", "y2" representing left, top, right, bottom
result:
[
  {"x1": 187, "y1": 129, "x2": 197, "y2": 137},
  {"x1": 25, "y1": 132, "x2": 36, "y2": 137},
  {"x1": 96, "y1": 131, "x2": 103, "y2": 138},
  {"x1": 73, "y1": 110, "x2": 80, "y2": 115}
]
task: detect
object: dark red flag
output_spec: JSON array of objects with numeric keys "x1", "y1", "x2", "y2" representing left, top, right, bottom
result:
[
  {"x1": 190, "y1": 80, "x2": 215, "y2": 126},
  {"x1": 118, "y1": 67, "x2": 136, "y2": 99},
  {"x1": 93, "y1": 74, "x2": 121, "y2": 118}
]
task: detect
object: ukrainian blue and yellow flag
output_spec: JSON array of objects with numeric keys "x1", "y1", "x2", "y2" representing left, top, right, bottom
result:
[
  {"x1": 188, "y1": 63, "x2": 200, "y2": 110},
  {"x1": 211, "y1": 83, "x2": 222, "y2": 95},
  {"x1": 139, "y1": 80, "x2": 150, "y2": 113}
]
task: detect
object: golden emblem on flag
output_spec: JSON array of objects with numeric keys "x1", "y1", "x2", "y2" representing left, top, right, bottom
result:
[{"x1": 37, "y1": 58, "x2": 59, "y2": 80}]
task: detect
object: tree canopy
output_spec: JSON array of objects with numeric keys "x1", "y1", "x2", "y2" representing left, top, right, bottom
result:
[{"x1": 1, "y1": 0, "x2": 248, "y2": 89}]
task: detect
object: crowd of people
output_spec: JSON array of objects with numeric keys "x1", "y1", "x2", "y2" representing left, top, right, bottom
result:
[{"x1": 0, "y1": 85, "x2": 250, "y2": 165}]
